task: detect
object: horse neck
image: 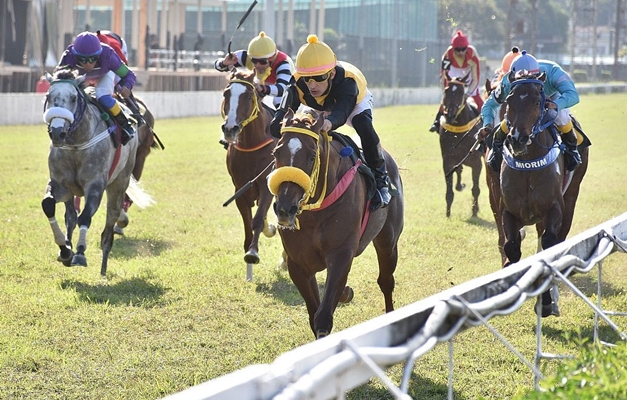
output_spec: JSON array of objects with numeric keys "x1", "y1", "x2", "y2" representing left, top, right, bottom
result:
[
  {"x1": 237, "y1": 101, "x2": 272, "y2": 147},
  {"x1": 72, "y1": 104, "x2": 106, "y2": 143},
  {"x1": 313, "y1": 138, "x2": 343, "y2": 199}
]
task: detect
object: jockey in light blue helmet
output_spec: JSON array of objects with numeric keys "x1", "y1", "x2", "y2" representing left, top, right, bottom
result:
[{"x1": 480, "y1": 50, "x2": 582, "y2": 172}]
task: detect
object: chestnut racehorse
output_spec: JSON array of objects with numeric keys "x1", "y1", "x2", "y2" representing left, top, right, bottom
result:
[{"x1": 269, "y1": 110, "x2": 404, "y2": 338}]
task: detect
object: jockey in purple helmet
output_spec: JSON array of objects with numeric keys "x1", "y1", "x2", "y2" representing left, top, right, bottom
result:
[{"x1": 56, "y1": 31, "x2": 136, "y2": 145}]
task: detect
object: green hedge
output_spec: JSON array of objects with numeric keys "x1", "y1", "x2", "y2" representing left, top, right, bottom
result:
[{"x1": 517, "y1": 338, "x2": 627, "y2": 399}]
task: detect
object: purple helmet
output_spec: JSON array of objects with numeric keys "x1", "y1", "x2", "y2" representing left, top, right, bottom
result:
[{"x1": 72, "y1": 32, "x2": 103, "y2": 57}]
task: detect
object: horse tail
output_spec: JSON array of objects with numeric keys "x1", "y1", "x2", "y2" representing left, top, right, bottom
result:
[{"x1": 125, "y1": 176, "x2": 155, "y2": 209}]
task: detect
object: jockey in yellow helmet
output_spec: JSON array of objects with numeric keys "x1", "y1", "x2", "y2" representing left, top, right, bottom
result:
[{"x1": 270, "y1": 35, "x2": 392, "y2": 209}]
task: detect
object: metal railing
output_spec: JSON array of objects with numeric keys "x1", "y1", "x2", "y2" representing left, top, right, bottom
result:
[{"x1": 162, "y1": 212, "x2": 627, "y2": 400}]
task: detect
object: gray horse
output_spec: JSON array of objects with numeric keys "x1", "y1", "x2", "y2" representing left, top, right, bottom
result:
[{"x1": 42, "y1": 70, "x2": 153, "y2": 276}]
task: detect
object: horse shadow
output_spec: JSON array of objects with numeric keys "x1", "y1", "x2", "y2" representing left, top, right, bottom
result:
[
  {"x1": 60, "y1": 276, "x2": 168, "y2": 307},
  {"x1": 465, "y1": 215, "x2": 495, "y2": 229},
  {"x1": 108, "y1": 236, "x2": 173, "y2": 258},
  {"x1": 539, "y1": 274, "x2": 627, "y2": 345},
  {"x1": 347, "y1": 372, "x2": 468, "y2": 399},
  {"x1": 255, "y1": 270, "x2": 310, "y2": 307}
]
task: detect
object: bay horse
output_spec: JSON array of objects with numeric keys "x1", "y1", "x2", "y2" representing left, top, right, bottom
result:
[
  {"x1": 114, "y1": 95, "x2": 161, "y2": 235},
  {"x1": 439, "y1": 73, "x2": 483, "y2": 218},
  {"x1": 221, "y1": 70, "x2": 279, "y2": 281},
  {"x1": 499, "y1": 72, "x2": 589, "y2": 316},
  {"x1": 42, "y1": 70, "x2": 153, "y2": 276},
  {"x1": 269, "y1": 110, "x2": 404, "y2": 339}
]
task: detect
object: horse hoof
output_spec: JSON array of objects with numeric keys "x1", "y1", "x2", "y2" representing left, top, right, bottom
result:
[
  {"x1": 316, "y1": 330, "x2": 329, "y2": 339},
  {"x1": 456, "y1": 183, "x2": 466, "y2": 191},
  {"x1": 57, "y1": 253, "x2": 74, "y2": 267},
  {"x1": 114, "y1": 224, "x2": 125, "y2": 236},
  {"x1": 244, "y1": 251, "x2": 260, "y2": 265},
  {"x1": 71, "y1": 254, "x2": 87, "y2": 267},
  {"x1": 263, "y1": 224, "x2": 277, "y2": 238},
  {"x1": 339, "y1": 286, "x2": 354, "y2": 303},
  {"x1": 117, "y1": 210, "x2": 129, "y2": 228}
]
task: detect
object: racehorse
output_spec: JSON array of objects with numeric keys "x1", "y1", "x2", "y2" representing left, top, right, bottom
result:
[
  {"x1": 221, "y1": 70, "x2": 278, "y2": 281},
  {"x1": 498, "y1": 73, "x2": 589, "y2": 316},
  {"x1": 268, "y1": 109, "x2": 404, "y2": 338},
  {"x1": 439, "y1": 73, "x2": 483, "y2": 218},
  {"x1": 114, "y1": 95, "x2": 161, "y2": 235},
  {"x1": 42, "y1": 69, "x2": 153, "y2": 276}
]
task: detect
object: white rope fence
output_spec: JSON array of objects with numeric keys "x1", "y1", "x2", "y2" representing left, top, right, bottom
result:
[{"x1": 163, "y1": 212, "x2": 627, "y2": 400}]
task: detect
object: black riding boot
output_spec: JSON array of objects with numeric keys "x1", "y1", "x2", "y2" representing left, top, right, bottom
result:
[
  {"x1": 560, "y1": 129, "x2": 582, "y2": 171},
  {"x1": 368, "y1": 145, "x2": 391, "y2": 210},
  {"x1": 113, "y1": 112, "x2": 135, "y2": 145},
  {"x1": 429, "y1": 108, "x2": 443, "y2": 132},
  {"x1": 487, "y1": 127, "x2": 505, "y2": 172}
]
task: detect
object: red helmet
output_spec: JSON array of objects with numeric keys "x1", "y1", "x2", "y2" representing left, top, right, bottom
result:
[
  {"x1": 451, "y1": 31, "x2": 469, "y2": 48},
  {"x1": 72, "y1": 32, "x2": 103, "y2": 57}
]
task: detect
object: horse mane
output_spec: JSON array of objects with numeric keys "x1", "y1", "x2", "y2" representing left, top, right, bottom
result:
[
  {"x1": 230, "y1": 69, "x2": 255, "y2": 82},
  {"x1": 53, "y1": 69, "x2": 77, "y2": 81}
]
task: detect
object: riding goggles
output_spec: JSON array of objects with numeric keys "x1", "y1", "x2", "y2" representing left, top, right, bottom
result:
[
  {"x1": 77, "y1": 55, "x2": 98, "y2": 64},
  {"x1": 454, "y1": 47, "x2": 468, "y2": 52},
  {"x1": 251, "y1": 57, "x2": 269, "y2": 65},
  {"x1": 298, "y1": 72, "x2": 331, "y2": 84}
]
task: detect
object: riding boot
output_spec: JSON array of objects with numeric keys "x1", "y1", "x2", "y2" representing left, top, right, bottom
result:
[
  {"x1": 560, "y1": 129, "x2": 582, "y2": 171},
  {"x1": 113, "y1": 112, "x2": 135, "y2": 146},
  {"x1": 429, "y1": 108, "x2": 443, "y2": 133},
  {"x1": 487, "y1": 125, "x2": 506, "y2": 172},
  {"x1": 367, "y1": 144, "x2": 391, "y2": 210}
]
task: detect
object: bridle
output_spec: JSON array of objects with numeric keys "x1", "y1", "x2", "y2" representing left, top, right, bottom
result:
[
  {"x1": 44, "y1": 79, "x2": 87, "y2": 134},
  {"x1": 221, "y1": 79, "x2": 260, "y2": 129}
]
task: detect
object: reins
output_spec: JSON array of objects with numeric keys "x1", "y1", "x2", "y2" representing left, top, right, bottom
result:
[
  {"x1": 222, "y1": 79, "x2": 261, "y2": 130},
  {"x1": 44, "y1": 79, "x2": 88, "y2": 134}
]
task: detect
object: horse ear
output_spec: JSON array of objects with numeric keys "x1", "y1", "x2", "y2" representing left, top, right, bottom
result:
[
  {"x1": 312, "y1": 112, "x2": 325, "y2": 133},
  {"x1": 284, "y1": 108, "x2": 294, "y2": 125},
  {"x1": 45, "y1": 72, "x2": 53, "y2": 83},
  {"x1": 462, "y1": 72, "x2": 470, "y2": 83},
  {"x1": 538, "y1": 72, "x2": 546, "y2": 82},
  {"x1": 76, "y1": 75, "x2": 86, "y2": 86},
  {"x1": 507, "y1": 70, "x2": 516, "y2": 83},
  {"x1": 444, "y1": 71, "x2": 451, "y2": 83}
]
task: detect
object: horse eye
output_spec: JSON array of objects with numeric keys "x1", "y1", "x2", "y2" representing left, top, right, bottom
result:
[{"x1": 71, "y1": 94, "x2": 77, "y2": 103}]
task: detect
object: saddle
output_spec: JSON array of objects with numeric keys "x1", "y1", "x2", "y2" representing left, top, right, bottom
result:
[
  {"x1": 329, "y1": 131, "x2": 399, "y2": 203},
  {"x1": 83, "y1": 87, "x2": 137, "y2": 147}
]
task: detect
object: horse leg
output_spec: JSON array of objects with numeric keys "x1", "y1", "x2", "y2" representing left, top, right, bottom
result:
[
  {"x1": 470, "y1": 161, "x2": 482, "y2": 218},
  {"x1": 373, "y1": 234, "x2": 398, "y2": 313},
  {"x1": 235, "y1": 196, "x2": 256, "y2": 267},
  {"x1": 41, "y1": 181, "x2": 74, "y2": 266},
  {"x1": 455, "y1": 167, "x2": 465, "y2": 191},
  {"x1": 287, "y1": 260, "x2": 321, "y2": 338},
  {"x1": 537, "y1": 206, "x2": 563, "y2": 317},
  {"x1": 246, "y1": 188, "x2": 274, "y2": 265},
  {"x1": 502, "y1": 210, "x2": 524, "y2": 266},
  {"x1": 486, "y1": 165, "x2": 506, "y2": 263},
  {"x1": 101, "y1": 181, "x2": 128, "y2": 276},
  {"x1": 72, "y1": 182, "x2": 106, "y2": 267},
  {"x1": 444, "y1": 170, "x2": 454, "y2": 218},
  {"x1": 315, "y1": 256, "x2": 352, "y2": 339}
]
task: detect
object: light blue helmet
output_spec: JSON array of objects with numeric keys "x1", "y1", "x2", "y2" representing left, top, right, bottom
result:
[{"x1": 510, "y1": 50, "x2": 539, "y2": 74}]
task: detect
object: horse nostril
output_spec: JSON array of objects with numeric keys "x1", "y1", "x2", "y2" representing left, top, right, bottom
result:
[{"x1": 289, "y1": 205, "x2": 299, "y2": 215}]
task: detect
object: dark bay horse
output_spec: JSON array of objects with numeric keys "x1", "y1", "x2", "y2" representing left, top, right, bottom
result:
[
  {"x1": 43, "y1": 70, "x2": 153, "y2": 276},
  {"x1": 269, "y1": 110, "x2": 404, "y2": 339},
  {"x1": 114, "y1": 96, "x2": 160, "y2": 235},
  {"x1": 221, "y1": 71, "x2": 278, "y2": 281},
  {"x1": 499, "y1": 73, "x2": 589, "y2": 316},
  {"x1": 439, "y1": 73, "x2": 483, "y2": 218}
]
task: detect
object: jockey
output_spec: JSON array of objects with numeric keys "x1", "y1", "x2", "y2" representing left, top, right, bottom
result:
[
  {"x1": 430, "y1": 30, "x2": 483, "y2": 132},
  {"x1": 270, "y1": 35, "x2": 392, "y2": 210},
  {"x1": 490, "y1": 46, "x2": 520, "y2": 89},
  {"x1": 96, "y1": 30, "x2": 129, "y2": 64},
  {"x1": 56, "y1": 31, "x2": 136, "y2": 145},
  {"x1": 214, "y1": 31, "x2": 295, "y2": 109},
  {"x1": 479, "y1": 50, "x2": 582, "y2": 172}
]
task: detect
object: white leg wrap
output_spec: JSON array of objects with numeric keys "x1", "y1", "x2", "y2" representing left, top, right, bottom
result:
[
  {"x1": 77, "y1": 226, "x2": 88, "y2": 251},
  {"x1": 48, "y1": 218, "x2": 67, "y2": 246}
]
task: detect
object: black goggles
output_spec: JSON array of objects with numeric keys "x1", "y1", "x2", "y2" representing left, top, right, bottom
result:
[
  {"x1": 454, "y1": 47, "x2": 468, "y2": 52},
  {"x1": 77, "y1": 55, "x2": 98, "y2": 64},
  {"x1": 298, "y1": 72, "x2": 331, "y2": 84},
  {"x1": 251, "y1": 58, "x2": 269, "y2": 65}
]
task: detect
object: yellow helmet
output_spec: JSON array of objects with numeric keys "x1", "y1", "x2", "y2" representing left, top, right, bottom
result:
[
  {"x1": 295, "y1": 35, "x2": 336, "y2": 76},
  {"x1": 247, "y1": 32, "x2": 277, "y2": 59}
]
